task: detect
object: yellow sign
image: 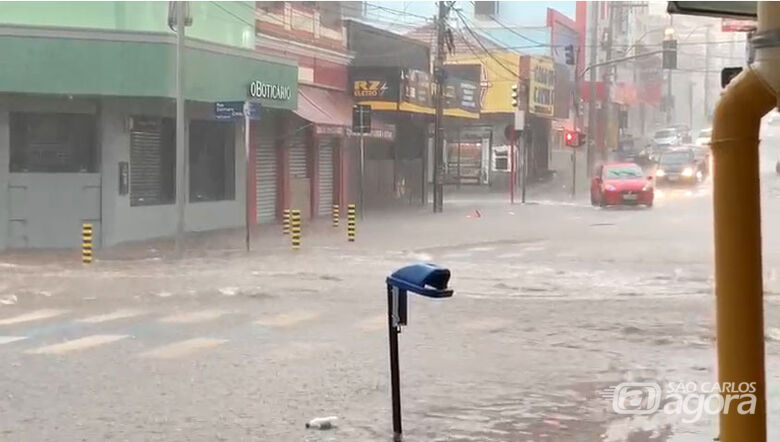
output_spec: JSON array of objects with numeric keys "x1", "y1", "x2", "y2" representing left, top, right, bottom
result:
[{"x1": 528, "y1": 57, "x2": 555, "y2": 117}]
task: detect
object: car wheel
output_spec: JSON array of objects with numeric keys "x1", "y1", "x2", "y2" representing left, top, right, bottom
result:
[{"x1": 646, "y1": 200, "x2": 653, "y2": 208}]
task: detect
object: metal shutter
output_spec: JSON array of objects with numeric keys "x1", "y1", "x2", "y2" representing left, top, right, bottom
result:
[
  {"x1": 130, "y1": 119, "x2": 163, "y2": 206},
  {"x1": 255, "y1": 135, "x2": 277, "y2": 223},
  {"x1": 289, "y1": 135, "x2": 308, "y2": 178},
  {"x1": 317, "y1": 138, "x2": 335, "y2": 216}
]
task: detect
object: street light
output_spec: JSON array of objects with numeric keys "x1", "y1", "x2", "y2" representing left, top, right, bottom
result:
[{"x1": 664, "y1": 26, "x2": 676, "y2": 40}]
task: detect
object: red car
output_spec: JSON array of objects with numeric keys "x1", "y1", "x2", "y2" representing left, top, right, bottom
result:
[{"x1": 590, "y1": 162, "x2": 654, "y2": 207}]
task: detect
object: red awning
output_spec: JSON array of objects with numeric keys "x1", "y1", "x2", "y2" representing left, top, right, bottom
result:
[{"x1": 294, "y1": 85, "x2": 352, "y2": 128}]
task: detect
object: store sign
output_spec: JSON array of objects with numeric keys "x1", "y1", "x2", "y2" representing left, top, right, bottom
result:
[
  {"x1": 443, "y1": 64, "x2": 481, "y2": 118},
  {"x1": 722, "y1": 18, "x2": 756, "y2": 32},
  {"x1": 346, "y1": 125, "x2": 395, "y2": 141},
  {"x1": 354, "y1": 80, "x2": 391, "y2": 98},
  {"x1": 248, "y1": 80, "x2": 293, "y2": 101},
  {"x1": 528, "y1": 57, "x2": 555, "y2": 117},
  {"x1": 351, "y1": 67, "x2": 479, "y2": 118},
  {"x1": 351, "y1": 68, "x2": 401, "y2": 107},
  {"x1": 316, "y1": 125, "x2": 345, "y2": 136}
]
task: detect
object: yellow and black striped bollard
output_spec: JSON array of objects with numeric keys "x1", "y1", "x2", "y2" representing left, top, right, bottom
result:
[
  {"x1": 347, "y1": 204, "x2": 356, "y2": 242},
  {"x1": 332, "y1": 204, "x2": 340, "y2": 228},
  {"x1": 291, "y1": 209, "x2": 301, "y2": 250},
  {"x1": 82, "y1": 222, "x2": 93, "y2": 264},
  {"x1": 283, "y1": 209, "x2": 291, "y2": 235}
]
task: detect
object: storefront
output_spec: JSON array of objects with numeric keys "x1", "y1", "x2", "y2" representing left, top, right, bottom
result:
[
  {"x1": 291, "y1": 85, "x2": 352, "y2": 218},
  {"x1": 0, "y1": 28, "x2": 297, "y2": 249},
  {"x1": 350, "y1": 65, "x2": 480, "y2": 206}
]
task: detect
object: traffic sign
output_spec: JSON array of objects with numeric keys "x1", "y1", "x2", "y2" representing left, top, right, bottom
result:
[
  {"x1": 352, "y1": 104, "x2": 371, "y2": 134},
  {"x1": 215, "y1": 101, "x2": 262, "y2": 120}
]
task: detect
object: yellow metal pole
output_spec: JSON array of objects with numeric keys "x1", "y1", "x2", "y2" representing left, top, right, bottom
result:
[
  {"x1": 82, "y1": 222, "x2": 93, "y2": 264},
  {"x1": 711, "y1": 67, "x2": 774, "y2": 442},
  {"x1": 291, "y1": 209, "x2": 301, "y2": 250},
  {"x1": 332, "y1": 204, "x2": 340, "y2": 228},
  {"x1": 347, "y1": 204, "x2": 356, "y2": 242}
]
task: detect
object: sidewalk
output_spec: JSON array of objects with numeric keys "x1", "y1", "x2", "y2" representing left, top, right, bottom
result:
[{"x1": 0, "y1": 183, "x2": 591, "y2": 267}]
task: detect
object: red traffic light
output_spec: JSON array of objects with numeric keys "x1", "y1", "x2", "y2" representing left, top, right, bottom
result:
[
  {"x1": 564, "y1": 130, "x2": 577, "y2": 147},
  {"x1": 564, "y1": 130, "x2": 585, "y2": 147}
]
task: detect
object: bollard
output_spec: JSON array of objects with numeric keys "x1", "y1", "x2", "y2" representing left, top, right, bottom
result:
[
  {"x1": 283, "y1": 209, "x2": 291, "y2": 235},
  {"x1": 82, "y1": 222, "x2": 93, "y2": 264},
  {"x1": 347, "y1": 204, "x2": 356, "y2": 242},
  {"x1": 291, "y1": 209, "x2": 301, "y2": 250},
  {"x1": 385, "y1": 263, "x2": 453, "y2": 441},
  {"x1": 332, "y1": 204, "x2": 340, "y2": 228}
]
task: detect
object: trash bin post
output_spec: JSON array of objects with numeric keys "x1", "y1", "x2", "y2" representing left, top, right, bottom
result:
[
  {"x1": 387, "y1": 285, "x2": 403, "y2": 441},
  {"x1": 384, "y1": 263, "x2": 453, "y2": 441}
]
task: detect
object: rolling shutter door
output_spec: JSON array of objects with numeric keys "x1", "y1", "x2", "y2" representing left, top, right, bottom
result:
[
  {"x1": 130, "y1": 118, "x2": 163, "y2": 206},
  {"x1": 317, "y1": 138, "x2": 335, "y2": 216},
  {"x1": 255, "y1": 135, "x2": 277, "y2": 223},
  {"x1": 289, "y1": 136, "x2": 308, "y2": 178}
]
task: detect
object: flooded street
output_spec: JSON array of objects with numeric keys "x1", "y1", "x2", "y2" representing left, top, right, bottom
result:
[{"x1": 1, "y1": 146, "x2": 780, "y2": 441}]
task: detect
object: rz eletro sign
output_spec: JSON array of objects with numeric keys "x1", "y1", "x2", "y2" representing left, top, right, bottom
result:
[{"x1": 248, "y1": 81, "x2": 292, "y2": 101}]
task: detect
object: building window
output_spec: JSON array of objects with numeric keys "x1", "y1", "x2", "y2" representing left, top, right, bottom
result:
[
  {"x1": 474, "y1": 1, "x2": 498, "y2": 17},
  {"x1": 189, "y1": 120, "x2": 235, "y2": 202},
  {"x1": 319, "y1": 2, "x2": 341, "y2": 29},
  {"x1": 259, "y1": 1, "x2": 284, "y2": 13},
  {"x1": 10, "y1": 112, "x2": 97, "y2": 173},
  {"x1": 130, "y1": 117, "x2": 176, "y2": 207}
]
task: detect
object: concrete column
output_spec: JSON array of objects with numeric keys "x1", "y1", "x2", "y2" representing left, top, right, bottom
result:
[{"x1": 0, "y1": 108, "x2": 9, "y2": 251}]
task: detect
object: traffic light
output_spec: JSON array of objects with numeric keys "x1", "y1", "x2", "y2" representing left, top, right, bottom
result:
[
  {"x1": 564, "y1": 130, "x2": 585, "y2": 147},
  {"x1": 511, "y1": 83, "x2": 519, "y2": 107},
  {"x1": 564, "y1": 130, "x2": 577, "y2": 147},
  {"x1": 662, "y1": 39, "x2": 677, "y2": 70},
  {"x1": 564, "y1": 44, "x2": 575, "y2": 65}
]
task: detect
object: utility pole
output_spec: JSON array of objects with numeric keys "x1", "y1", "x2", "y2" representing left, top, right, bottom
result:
[
  {"x1": 572, "y1": 47, "x2": 581, "y2": 199},
  {"x1": 704, "y1": 25, "x2": 711, "y2": 123},
  {"x1": 174, "y1": 1, "x2": 187, "y2": 256},
  {"x1": 688, "y1": 81, "x2": 694, "y2": 128},
  {"x1": 432, "y1": 1, "x2": 450, "y2": 213},
  {"x1": 587, "y1": 2, "x2": 599, "y2": 173},
  {"x1": 601, "y1": 2, "x2": 614, "y2": 162},
  {"x1": 666, "y1": 15, "x2": 674, "y2": 125}
]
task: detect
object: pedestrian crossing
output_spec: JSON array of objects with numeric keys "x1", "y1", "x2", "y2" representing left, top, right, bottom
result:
[{"x1": 0, "y1": 306, "x2": 387, "y2": 359}]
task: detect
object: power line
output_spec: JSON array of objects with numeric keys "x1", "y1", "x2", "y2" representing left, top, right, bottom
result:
[
  {"x1": 364, "y1": 2, "x2": 432, "y2": 21},
  {"x1": 454, "y1": 10, "x2": 520, "y2": 79},
  {"x1": 212, "y1": 1, "x2": 263, "y2": 29}
]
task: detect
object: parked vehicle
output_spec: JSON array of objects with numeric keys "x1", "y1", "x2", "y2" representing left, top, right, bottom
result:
[{"x1": 591, "y1": 162, "x2": 654, "y2": 207}]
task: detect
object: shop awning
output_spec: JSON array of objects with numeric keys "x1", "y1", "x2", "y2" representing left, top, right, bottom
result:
[{"x1": 294, "y1": 85, "x2": 352, "y2": 128}]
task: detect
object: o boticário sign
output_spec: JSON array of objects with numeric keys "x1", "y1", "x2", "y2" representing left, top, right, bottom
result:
[{"x1": 248, "y1": 80, "x2": 293, "y2": 102}]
